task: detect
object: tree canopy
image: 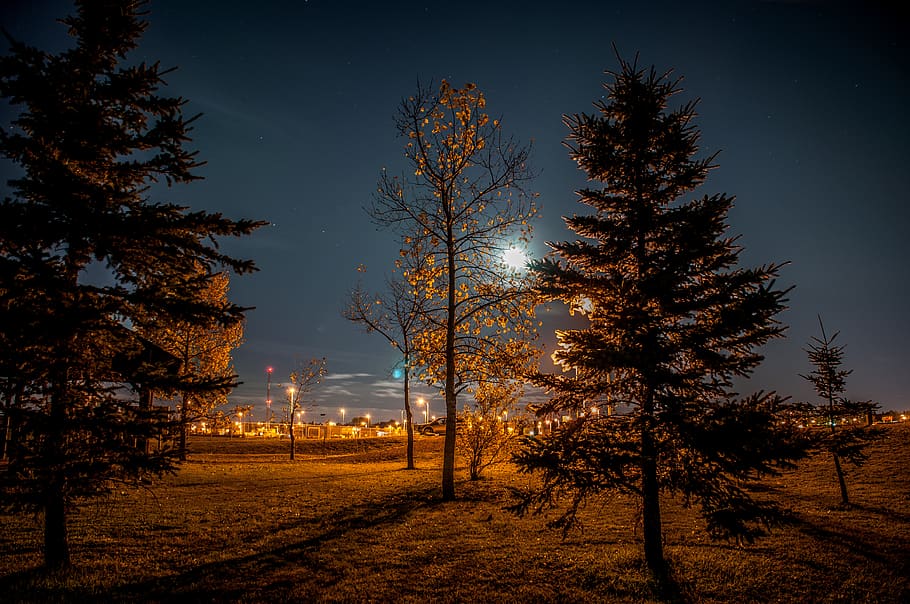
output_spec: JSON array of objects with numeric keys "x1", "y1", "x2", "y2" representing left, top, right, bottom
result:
[{"x1": 0, "y1": 0, "x2": 264, "y2": 569}]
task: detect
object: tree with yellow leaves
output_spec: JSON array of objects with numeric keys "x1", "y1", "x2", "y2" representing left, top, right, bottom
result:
[
  {"x1": 458, "y1": 376, "x2": 527, "y2": 481},
  {"x1": 138, "y1": 270, "x2": 244, "y2": 460},
  {"x1": 370, "y1": 80, "x2": 539, "y2": 500}
]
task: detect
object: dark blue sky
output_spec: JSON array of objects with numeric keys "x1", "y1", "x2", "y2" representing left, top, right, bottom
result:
[{"x1": 3, "y1": 1, "x2": 908, "y2": 421}]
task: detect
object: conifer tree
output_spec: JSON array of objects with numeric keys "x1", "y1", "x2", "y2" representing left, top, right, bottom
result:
[
  {"x1": 511, "y1": 55, "x2": 806, "y2": 577},
  {"x1": 801, "y1": 318, "x2": 879, "y2": 506},
  {"x1": 0, "y1": 1, "x2": 264, "y2": 569}
]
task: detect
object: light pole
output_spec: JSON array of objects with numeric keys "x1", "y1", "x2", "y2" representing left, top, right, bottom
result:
[
  {"x1": 266, "y1": 366, "x2": 273, "y2": 432},
  {"x1": 418, "y1": 397, "x2": 427, "y2": 423},
  {"x1": 340, "y1": 408, "x2": 345, "y2": 425},
  {"x1": 366, "y1": 413, "x2": 371, "y2": 428}
]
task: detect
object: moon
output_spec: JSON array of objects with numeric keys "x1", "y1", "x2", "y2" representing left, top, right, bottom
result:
[{"x1": 502, "y1": 247, "x2": 528, "y2": 271}]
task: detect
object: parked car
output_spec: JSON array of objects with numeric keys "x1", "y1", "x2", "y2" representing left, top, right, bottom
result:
[{"x1": 418, "y1": 417, "x2": 458, "y2": 436}]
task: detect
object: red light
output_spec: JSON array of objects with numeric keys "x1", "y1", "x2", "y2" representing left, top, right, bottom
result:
[{"x1": 267, "y1": 367, "x2": 273, "y2": 373}]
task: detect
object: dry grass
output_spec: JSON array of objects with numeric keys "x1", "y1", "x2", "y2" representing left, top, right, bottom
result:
[{"x1": 1, "y1": 425, "x2": 908, "y2": 603}]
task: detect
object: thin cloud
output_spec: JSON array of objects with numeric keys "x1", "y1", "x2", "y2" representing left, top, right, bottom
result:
[
  {"x1": 325, "y1": 373, "x2": 373, "y2": 381},
  {"x1": 320, "y1": 384, "x2": 356, "y2": 397}
]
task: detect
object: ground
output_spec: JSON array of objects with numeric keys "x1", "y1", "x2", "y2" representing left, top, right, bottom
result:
[{"x1": 1, "y1": 425, "x2": 908, "y2": 603}]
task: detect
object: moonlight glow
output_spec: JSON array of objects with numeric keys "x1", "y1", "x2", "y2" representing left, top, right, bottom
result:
[{"x1": 502, "y1": 247, "x2": 528, "y2": 271}]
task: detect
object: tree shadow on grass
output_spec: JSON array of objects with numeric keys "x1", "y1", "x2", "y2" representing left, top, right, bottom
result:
[
  {"x1": 0, "y1": 483, "x2": 443, "y2": 603},
  {"x1": 110, "y1": 483, "x2": 442, "y2": 602},
  {"x1": 849, "y1": 501, "x2": 910, "y2": 524},
  {"x1": 791, "y1": 513, "x2": 910, "y2": 568},
  {"x1": 788, "y1": 513, "x2": 910, "y2": 603}
]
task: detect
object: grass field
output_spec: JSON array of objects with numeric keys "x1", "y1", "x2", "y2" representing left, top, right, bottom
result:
[{"x1": 1, "y1": 424, "x2": 908, "y2": 603}]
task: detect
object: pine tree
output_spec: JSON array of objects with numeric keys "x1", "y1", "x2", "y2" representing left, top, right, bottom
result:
[
  {"x1": 801, "y1": 318, "x2": 879, "y2": 506},
  {"x1": 511, "y1": 55, "x2": 806, "y2": 577},
  {"x1": 0, "y1": 1, "x2": 264, "y2": 569}
]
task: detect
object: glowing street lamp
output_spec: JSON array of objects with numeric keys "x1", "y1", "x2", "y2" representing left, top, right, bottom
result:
[
  {"x1": 366, "y1": 413, "x2": 371, "y2": 428},
  {"x1": 340, "y1": 408, "x2": 346, "y2": 425},
  {"x1": 417, "y1": 397, "x2": 428, "y2": 423}
]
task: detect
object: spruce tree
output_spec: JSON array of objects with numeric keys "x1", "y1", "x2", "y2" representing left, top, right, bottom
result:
[
  {"x1": 512, "y1": 55, "x2": 806, "y2": 577},
  {"x1": 0, "y1": 1, "x2": 263, "y2": 569},
  {"x1": 801, "y1": 318, "x2": 879, "y2": 506}
]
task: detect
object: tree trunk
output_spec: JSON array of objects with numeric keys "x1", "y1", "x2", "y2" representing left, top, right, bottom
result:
[
  {"x1": 45, "y1": 373, "x2": 70, "y2": 569},
  {"x1": 178, "y1": 393, "x2": 189, "y2": 461},
  {"x1": 404, "y1": 365, "x2": 414, "y2": 470},
  {"x1": 0, "y1": 411, "x2": 9, "y2": 461},
  {"x1": 640, "y1": 389, "x2": 665, "y2": 577},
  {"x1": 442, "y1": 226, "x2": 457, "y2": 501},
  {"x1": 828, "y1": 397, "x2": 849, "y2": 505},
  {"x1": 442, "y1": 386, "x2": 456, "y2": 500},
  {"x1": 138, "y1": 386, "x2": 153, "y2": 455},
  {"x1": 178, "y1": 339, "x2": 191, "y2": 461},
  {"x1": 289, "y1": 422, "x2": 296, "y2": 461},
  {"x1": 833, "y1": 452, "x2": 849, "y2": 506},
  {"x1": 1, "y1": 380, "x2": 19, "y2": 461},
  {"x1": 44, "y1": 483, "x2": 69, "y2": 570},
  {"x1": 1, "y1": 389, "x2": 13, "y2": 461}
]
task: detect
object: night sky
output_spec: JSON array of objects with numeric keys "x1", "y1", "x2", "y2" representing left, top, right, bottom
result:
[{"x1": 2, "y1": 1, "x2": 908, "y2": 422}]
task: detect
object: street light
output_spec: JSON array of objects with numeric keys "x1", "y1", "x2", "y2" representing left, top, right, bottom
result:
[
  {"x1": 366, "y1": 413, "x2": 371, "y2": 428},
  {"x1": 340, "y1": 408, "x2": 346, "y2": 425},
  {"x1": 266, "y1": 366, "x2": 273, "y2": 431},
  {"x1": 418, "y1": 397, "x2": 428, "y2": 423}
]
